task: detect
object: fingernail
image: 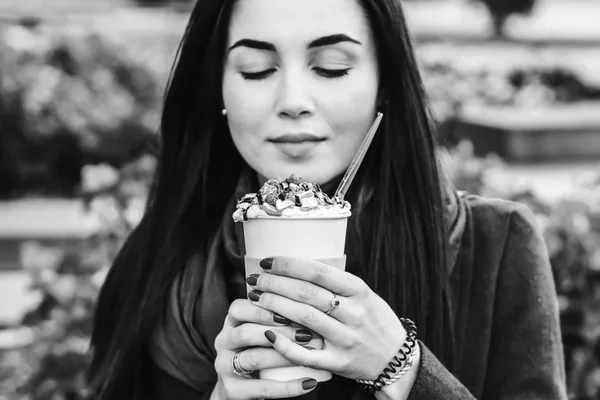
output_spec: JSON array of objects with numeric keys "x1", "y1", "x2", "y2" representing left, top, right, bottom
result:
[
  {"x1": 303, "y1": 345, "x2": 317, "y2": 351},
  {"x1": 265, "y1": 330, "x2": 276, "y2": 344},
  {"x1": 248, "y1": 290, "x2": 262, "y2": 302},
  {"x1": 295, "y1": 329, "x2": 313, "y2": 343},
  {"x1": 273, "y1": 313, "x2": 290, "y2": 325},
  {"x1": 246, "y1": 274, "x2": 259, "y2": 286},
  {"x1": 260, "y1": 258, "x2": 274, "y2": 270},
  {"x1": 302, "y1": 378, "x2": 318, "y2": 390}
]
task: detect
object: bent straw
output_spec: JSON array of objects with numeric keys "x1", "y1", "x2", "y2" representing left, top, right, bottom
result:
[{"x1": 334, "y1": 112, "x2": 384, "y2": 201}]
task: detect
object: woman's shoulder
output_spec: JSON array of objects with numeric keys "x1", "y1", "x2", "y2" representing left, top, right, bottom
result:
[
  {"x1": 451, "y1": 191, "x2": 552, "y2": 292},
  {"x1": 452, "y1": 191, "x2": 546, "y2": 267},
  {"x1": 460, "y1": 191, "x2": 539, "y2": 234}
]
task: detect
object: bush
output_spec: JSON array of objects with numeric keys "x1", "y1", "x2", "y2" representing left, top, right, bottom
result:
[
  {"x1": 0, "y1": 155, "x2": 155, "y2": 399},
  {"x1": 0, "y1": 24, "x2": 163, "y2": 199}
]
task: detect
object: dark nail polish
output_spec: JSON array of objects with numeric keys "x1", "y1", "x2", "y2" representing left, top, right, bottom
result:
[
  {"x1": 302, "y1": 345, "x2": 316, "y2": 351},
  {"x1": 265, "y1": 330, "x2": 276, "y2": 344},
  {"x1": 248, "y1": 290, "x2": 262, "y2": 302},
  {"x1": 302, "y1": 378, "x2": 318, "y2": 390},
  {"x1": 273, "y1": 313, "x2": 290, "y2": 325},
  {"x1": 260, "y1": 258, "x2": 274, "y2": 269},
  {"x1": 246, "y1": 274, "x2": 259, "y2": 286},
  {"x1": 295, "y1": 329, "x2": 313, "y2": 343}
]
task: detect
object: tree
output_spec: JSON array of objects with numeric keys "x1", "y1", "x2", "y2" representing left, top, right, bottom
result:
[{"x1": 477, "y1": 0, "x2": 537, "y2": 38}]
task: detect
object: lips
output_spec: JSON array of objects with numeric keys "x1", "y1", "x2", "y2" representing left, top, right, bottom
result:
[
  {"x1": 269, "y1": 133, "x2": 326, "y2": 159},
  {"x1": 269, "y1": 133, "x2": 326, "y2": 143}
]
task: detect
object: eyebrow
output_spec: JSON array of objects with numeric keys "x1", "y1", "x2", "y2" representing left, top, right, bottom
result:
[{"x1": 228, "y1": 34, "x2": 362, "y2": 53}]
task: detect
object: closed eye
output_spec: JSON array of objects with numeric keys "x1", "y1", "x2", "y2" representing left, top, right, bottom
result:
[
  {"x1": 241, "y1": 68, "x2": 276, "y2": 80},
  {"x1": 313, "y1": 67, "x2": 351, "y2": 78},
  {"x1": 240, "y1": 67, "x2": 351, "y2": 81}
]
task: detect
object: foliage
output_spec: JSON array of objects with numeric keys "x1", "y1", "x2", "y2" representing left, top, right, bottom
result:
[
  {"x1": 450, "y1": 142, "x2": 600, "y2": 399},
  {"x1": 0, "y1": 155, "x2": 155, "y2": 399},
  {"x1": 420, "y1": 57, "x2": 600, "y2": 125},
  {"x1": 0, "y1": 24, "x2": 162, "y2": 199}
]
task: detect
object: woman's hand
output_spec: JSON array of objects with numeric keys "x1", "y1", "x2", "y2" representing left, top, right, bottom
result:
[
  {"x1": 246, "y1": 257, "x2": 408, "y2": 382},
  {"x1": 212, "y1": 298, "x2": 320, "y2": 400}
]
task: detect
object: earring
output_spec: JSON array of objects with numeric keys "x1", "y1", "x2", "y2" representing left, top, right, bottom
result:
[{"x1": 221, "y1": 108, "x2": 227, "y2": 116}]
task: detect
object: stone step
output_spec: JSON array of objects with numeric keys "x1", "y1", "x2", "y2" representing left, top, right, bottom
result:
[
  {"x1": 0, "y1": 199, "x2": 98, "y2": 271},
  {"x1": 455, "y1": 102, "x2": 600, "y2": 161}
]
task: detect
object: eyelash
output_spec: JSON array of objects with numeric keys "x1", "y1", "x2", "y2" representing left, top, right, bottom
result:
[{"x1": 241, "y1": 67, "x2": 350, "y2": 81}]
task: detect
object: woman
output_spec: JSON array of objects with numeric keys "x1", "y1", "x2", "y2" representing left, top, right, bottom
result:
[{"x1": 88, "y1": 0, "x2": 567, "y2": 399}]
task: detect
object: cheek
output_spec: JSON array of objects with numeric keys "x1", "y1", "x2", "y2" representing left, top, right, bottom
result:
[
  {"x1": 222, "y1": 73, "x2": 268, "y2": 142},
  {"x1": 327, "y1": 73, "x2": 378, "y2": 138}
]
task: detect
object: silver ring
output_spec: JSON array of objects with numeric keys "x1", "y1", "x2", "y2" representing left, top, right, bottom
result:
[
  {"x1": 325, "y1": 294, "x2": 341, "y2": 315},
  {"x1": 232, "y1": 351, "x2": 255, "y2": 377}
]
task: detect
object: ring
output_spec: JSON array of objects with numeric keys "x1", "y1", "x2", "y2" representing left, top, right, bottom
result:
[
  {"x1": 232, "y1": 351, "x2": 255, "y2": 377},
  {"x1": 325, "y1": 294, "x2": 341, "y2": 315}
]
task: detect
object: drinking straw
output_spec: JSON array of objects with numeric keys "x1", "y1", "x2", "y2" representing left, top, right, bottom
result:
[{"x1": 334, "y1": 112, "x2": 384, "y2": 201}]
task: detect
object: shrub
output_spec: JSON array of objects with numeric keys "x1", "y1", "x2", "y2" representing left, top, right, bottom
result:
[{"x1": 0, "y1": 25, "x2": 163, "y2": 199}]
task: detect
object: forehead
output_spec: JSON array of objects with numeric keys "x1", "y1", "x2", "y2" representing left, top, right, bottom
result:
[{"x1": 228, "y1": 0, "x2": 371, "y2": 44}]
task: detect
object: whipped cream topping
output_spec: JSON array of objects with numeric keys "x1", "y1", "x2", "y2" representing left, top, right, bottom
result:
[{"x1": 233, "y1": 174, "x2": 351, "y2": 222}]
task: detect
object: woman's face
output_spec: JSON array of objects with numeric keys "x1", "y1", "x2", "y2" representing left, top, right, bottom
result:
[{"x1": 222, "y1": 0, "x2": 380, "y2": 185}]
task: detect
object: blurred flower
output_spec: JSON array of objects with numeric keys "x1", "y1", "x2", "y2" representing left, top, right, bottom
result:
[
  {"x1": 47, "y1": 276, "x2": 79, "y2": 305},
  {"x1": 117, "y1": 179, "x2": 149, "y2": 202},
  {"x1": 91, "y1": 266, "x2": 110, "y2": 289},
  {"x1": 572, "y1": 213, "x2": 591, "y2": 235},
  {"x1": 88, "y1": 195, "x2": 123, "y2": 231},
  {"x1": 3, "y1": 25, "x2": 47, "y2": 54},
  {"x1": 590, "y1": 250, "x2": 600, "y2": 272},
  {"x1": 124, "y1": 197, "x2": 146, "y2": 227},
  {"x1": 19, "y1": 241, "x2": 65, "y2": 276},
  {"x1": 81, "y1": 164, "x2": 120, "y2": 193}
]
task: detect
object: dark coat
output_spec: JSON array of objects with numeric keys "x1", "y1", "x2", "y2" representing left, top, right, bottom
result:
[{"x1": 150, "y1": 192, "x2": 567, "y2": 399}]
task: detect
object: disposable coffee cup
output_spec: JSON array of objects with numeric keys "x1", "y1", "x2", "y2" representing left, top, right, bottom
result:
[{"x1": 243, "y1": 214, "x2": 349, "y2": 382}]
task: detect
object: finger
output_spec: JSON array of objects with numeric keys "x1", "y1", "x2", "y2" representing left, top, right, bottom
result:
[
  {"x1": 264, "y1": 330, "x2": 338, "y2": 373},
  {"x1": 248, "y1": 291, "x2": 346, "y2": 340},
  {"x1": 249, "y1": 273, "x2": 337, "y2": 315},
  {"x1": 261, "y1": 257, "x2": 364, "y2": 297},
  {"x1": 228, "y1": 323, "x2": 322, "y2": 349},
  {"x1": 237, "y1": 348, "x2": 298, "y2": 371},
  {"x1": 228, "y1": 378, "x2": 319, "y2": 399},
  {"x1": 227, "y1": 298, "x2": 292, "y2": 328}
]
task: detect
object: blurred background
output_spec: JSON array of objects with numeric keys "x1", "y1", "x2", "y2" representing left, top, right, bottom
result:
[{"x1": 1, "y1": 0, "x2": 600, "y2": 398}]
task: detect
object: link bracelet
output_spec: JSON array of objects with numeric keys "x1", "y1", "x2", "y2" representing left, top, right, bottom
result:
[{"x1": 356, "y1": 318, "x2": 418, "y2": 393}]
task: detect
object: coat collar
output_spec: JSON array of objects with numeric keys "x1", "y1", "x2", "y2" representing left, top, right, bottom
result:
[{"x1": 445, "y1": 188, "x2": 467, "y2": 277}]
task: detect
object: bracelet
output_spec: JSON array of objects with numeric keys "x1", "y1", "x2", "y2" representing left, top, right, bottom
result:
[{"x1": 356, "y1": 318, "x2": 418, "y2": 393}]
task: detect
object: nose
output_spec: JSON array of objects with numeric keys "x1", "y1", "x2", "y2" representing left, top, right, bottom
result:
[{"x1": 276, "y1": 69, "x2": 315, "y2": 119}]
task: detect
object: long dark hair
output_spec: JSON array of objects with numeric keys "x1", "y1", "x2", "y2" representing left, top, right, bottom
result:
[{"x1": 88, "y1": 0, "x2": 451, "y2": 397}]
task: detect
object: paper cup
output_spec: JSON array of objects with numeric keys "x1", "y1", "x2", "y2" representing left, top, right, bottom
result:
[{"x1": 242, "y1": 215, "x2": 349, "y2": 382}]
